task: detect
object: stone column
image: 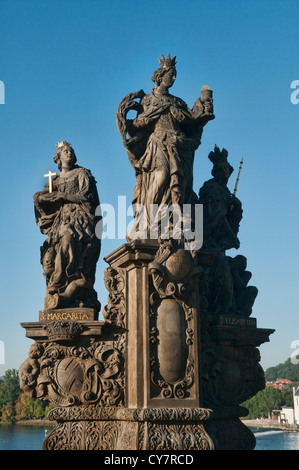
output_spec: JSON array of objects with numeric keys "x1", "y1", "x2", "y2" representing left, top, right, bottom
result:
[{"x1": 103, "y1": 241, "x2": 201, "y2": 409}]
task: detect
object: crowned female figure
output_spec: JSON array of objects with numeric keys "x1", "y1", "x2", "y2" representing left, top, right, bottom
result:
[
  {"x1": 33, "y1": 142, "x2": 101, "y2": 313},
  {"x1": 116, "y1": 54, "x2": 215, "y2": 239}
]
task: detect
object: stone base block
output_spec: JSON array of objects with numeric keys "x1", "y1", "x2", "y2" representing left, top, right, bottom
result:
[{"x1": 43, "y1": 406, "x2": 255, "y2": 450}]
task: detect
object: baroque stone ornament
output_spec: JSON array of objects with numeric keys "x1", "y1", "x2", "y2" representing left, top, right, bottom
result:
[
  {"x1": 20, "y1": 338, "x2": 124, "y2": 408},
  {"x1": 20, "y1": 56, "x2": 274, "y2": 450},
  {"x1": 42, "y1": 405, "x2": 215, "y2": 450},
  {"x1": 148, "y1": 239, "x2": 200, "y2": 401},
  {"x1": 102, "y1": 267, "x2": 126, "y2": 328}
]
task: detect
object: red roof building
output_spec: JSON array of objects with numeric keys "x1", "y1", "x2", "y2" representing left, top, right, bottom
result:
[{"x1": 266, "y1": 379, "x2": 293, "y2": 390}]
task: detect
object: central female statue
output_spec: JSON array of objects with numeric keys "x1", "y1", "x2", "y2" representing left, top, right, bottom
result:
[{"x1": 117, "y1": 54, "x2": 215, "y2": 239}]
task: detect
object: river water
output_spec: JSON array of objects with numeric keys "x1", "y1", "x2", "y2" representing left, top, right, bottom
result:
[
  {"x1": 0, "y1": 424, "x2": 49, "y2": 450},
  {"x1": 0, "y1": 425, "x2": 298, "y2": 450},
  {"x1": 253, "y1": 428, "x2": 299, "y2": 450}
]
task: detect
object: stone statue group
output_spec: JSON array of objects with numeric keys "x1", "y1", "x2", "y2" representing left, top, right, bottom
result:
[
  {"x1": 32, "y1": 54, "x2": 256, "y2": 319},
  {"x1": 18, "y1": 54, "x2": 273, "y2": 451}
]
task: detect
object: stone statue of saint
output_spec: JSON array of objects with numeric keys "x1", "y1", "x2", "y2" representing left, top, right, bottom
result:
[
  {"x1": 116, "y1": 54, "x2": 214, "y2": 238},
  {"x1": 209, "y1": 254, "x2": 258, "y2": 317},
  {"x1": 33, "y1": 142, "x2": 101, "y2": 313},
  {"x1": 198, "y1": 146, "x2": 243, "y2": 253}
]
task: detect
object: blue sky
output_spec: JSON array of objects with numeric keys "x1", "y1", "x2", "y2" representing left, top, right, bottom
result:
[{"x1": 0, "y1": 0, "x2": 298, "y2": 375}]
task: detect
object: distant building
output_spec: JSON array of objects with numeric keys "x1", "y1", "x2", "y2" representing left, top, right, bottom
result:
[
  {"x1": 275, "y1": 387, "x2": 299, "y2": 426},
  {"x1": 294, "y1": 387, "x2": 299, "y2": 424},
  {"x1": 266, "y1": 379, "x2": 293, "y2": 390},
  {"x1": 279, "y1": 406, "x2": 294, "y2": 425}
]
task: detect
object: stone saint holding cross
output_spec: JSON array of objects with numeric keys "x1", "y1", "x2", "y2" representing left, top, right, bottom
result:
[{"x1": 33, "y1": 142, "x2": 101, "y2": 313}]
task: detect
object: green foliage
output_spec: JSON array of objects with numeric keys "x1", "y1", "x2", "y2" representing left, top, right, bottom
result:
[
  {"x1": 34, "y1": 400, "x2": 45, "y2": 419},
  {"x1": 1, "y1": 403, "x2": 15, "y2": 423},
  {"x1": 0, "y1": 369, "x2": 21, "y2": 411},
  {"x1": 44, "y1": 402, "x2": 55, "y2": 419},
  {"x1": 0, "y1": 368, "x2": 49, "y2": 422},
  {"x1": 265, "y1": 358, "x2": 299, "y2": 382},
  {"x1": 14, "y1": 393, "x2": 48, "y2": 421},
  {"x1": 242, "y1": 387, "x2": 293, "y2": 419}
]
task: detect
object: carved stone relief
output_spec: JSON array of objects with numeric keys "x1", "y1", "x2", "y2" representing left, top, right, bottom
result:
[{"x1": 19, "y1": 332, "x2": 125, "y2": 408}]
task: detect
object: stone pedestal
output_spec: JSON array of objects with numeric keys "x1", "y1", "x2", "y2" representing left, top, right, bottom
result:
[
  {"x1": 43, "y1": 406, "x2": 215, "y2": 450},
  {"x1": 103, "y1": 241, "x2": 201, "y2": 409},
  {"x1": 20, "y1": 242, "x2": 274, "y2": 450}
]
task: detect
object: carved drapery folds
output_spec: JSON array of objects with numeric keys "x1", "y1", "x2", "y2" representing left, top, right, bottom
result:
[{"x1": 33, "y1": 142, "x2": 101, "y2": 314}]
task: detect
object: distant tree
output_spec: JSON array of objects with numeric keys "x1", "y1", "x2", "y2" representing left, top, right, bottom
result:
[
  {"x1": 15, "y1": 393, "x2": 33, "y2": 420},
  {"x1": 0, "y1": 369, "x2": 21, "y2": 411},
  {"x1": 34, "y1": 399, "x2": 45, "y2": 419},
  {"x1": 1, "y1": 403, "x2": 15, "y2": 423},
  {"x1": 15, "y1": 394, "x2": 48, "y2": 420},
  {"x1": 44, "y1": 402, "x2": 55, "y2": 419},
  {"x1": 265, "y1": 358, "x2": 299, "y2": 382},
  {"x1": 242, "y1": 387, "x2": 293, "y2": 419},
  {"x1": 0, "y1": 368, "x2": 55, "y2": 422},
  {"x1": 283, "y1": 389, "x2": 294, "y2": 406}
]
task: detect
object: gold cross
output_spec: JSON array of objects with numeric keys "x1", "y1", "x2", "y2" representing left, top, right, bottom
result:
[{"x1": 44, "y1": 171, "x2": 57, "y2": 193}]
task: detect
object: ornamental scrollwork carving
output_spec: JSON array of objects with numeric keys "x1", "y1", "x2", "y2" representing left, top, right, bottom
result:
[
  {"x1": 102, "y1": 267, "x2": 126, "y2": 328},
  {"x1": 19, "y1": 331, "x2": 125, "y2": 408},
  {"x1": 149, "y1": 296, "x2": 196, "y2": 400},
  {"x1": 43, "y1": 420, "x2": 119, "y2": 451},
  {"x1": 43, "y1": 321, "x2": 83, "y2": 342},
  {"x1": 201, "y1": 345, "x2": 265, "y2": 407},
  {"x1": 147, "y1": 423, "x2": 214, "y2": 450},
  {"x1": 148, "y1": 239, "x2": 202, "y2": 300},
  {"x1": 148, "y1": 240, "x2": 201, "y2": 401}
]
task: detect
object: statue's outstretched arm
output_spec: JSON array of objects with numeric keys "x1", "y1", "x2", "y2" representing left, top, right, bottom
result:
[{"x1": 116, "y1": 90, "x2": 146, "y2": 141}]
